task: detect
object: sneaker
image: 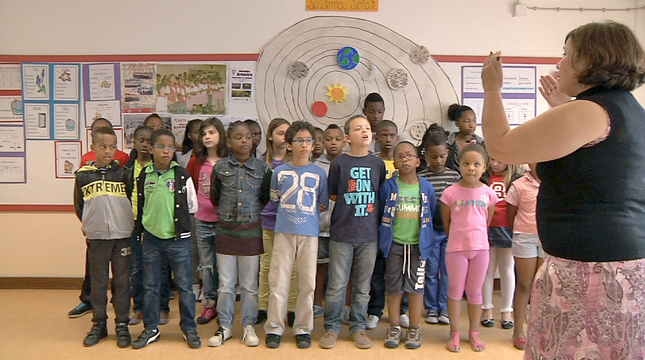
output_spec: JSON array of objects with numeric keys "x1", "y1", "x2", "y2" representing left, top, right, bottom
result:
[
  {"x1": 131, "y1": 328, "x2": 160, "y2": 349},
  {"x1": 129, "y1": 310, "x2": 143, "y2": 325},
  {"x1": 405, "y1": 328, "x2": 422, "y2": 349},
  {"x1": 115, "y1": 323, "x2": 131, "y2": 348},
  {"x1": 366, "y1": 314, "x2": 380, "y2": 330},
  {"x1": 265, "y1": 333, "x2": 281, "y2": 348},
  {"x1": 183, "y1": 329, "x2": 201, "y2": 349},
  {"x1": 241, "y1": 325, "x2": 259, "y2": 347},
  {"x1": 313, "y1": 305, "x2": 324, "y2": 318},
  {"x1": 342, "y1": 306, "x2": 351, "y2": 325},
  {"x1": 83, "y1": 323, "x2": 107, "y2": 347},
  {"x1": 319, "y1": 331, "x2": 338, "y2": 349},
  {"x1": 351, "y1": 331, "x2": 372, "y2": 349},
  {"x1": 287, "y1": 311, "x2": 296, "y2": 327},
  {"x1": 384, "y1": 326, "x2": 402, "y2": 348},
  {"x1": 425, "y1": 310, "x2": 439, "y2": 324},
  {"x1": 256, "y1": 309, "x2": 268, "y2": 324},
  {"x1": 197, "y1": 300, "x2": 217, "y2": 325},
  {"x1": 438, "y1": 310, "x2": 450, "y2": 325},
  {"x1": 296, "y1": 334, "x2": 311, "y2": 349},
  {"x1": 69, "y1": 302, "x2": 93, "y2": 318},
  {"x1": 208, "y1": 326, "x2": 232, "y2": 347},
  {"x1": 400, "y1": 313, "x2": 410, "y2": 328},
  {"x1": 159, "y1": 312, "x2": 169, "y2": 325}
]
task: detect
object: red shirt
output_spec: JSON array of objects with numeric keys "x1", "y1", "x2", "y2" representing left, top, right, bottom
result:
[
  {"x1": 81, "y1": 150, "x2": 130, "y2": 167},
  {"x1": 488, "y1": 173, "x2": 510, "y2": 227}
]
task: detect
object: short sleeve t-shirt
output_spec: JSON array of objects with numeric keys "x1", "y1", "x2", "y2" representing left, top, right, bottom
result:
[
  {"x1": 488, "y1": 174, "x2": 510, "y2": 227},
  {"x1": 383, "y1": 159, "x2": 395, "y2": 179},
  {"x1": 441, "y1": 183, "x2": 498, "y2": 252},
  {"x1": 505, "y1": 172, "x2": 539, "y2": 234},
  {"x1": 195, "y1": 160, "x2": 218, "y2": 223},
  {"x1": 329, "y1": 153, "x2": 386, "y2": 244},
  {"x1": 392, "y1": 178, "x2": 421, "y2": 245}
]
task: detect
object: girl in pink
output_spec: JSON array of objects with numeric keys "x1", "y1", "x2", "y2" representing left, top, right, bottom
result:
[
  {"x1": 186, "y1": 117, "x2": 229, "y2": 325},
  {"x1": 441, "y1": 144, "x2": 498, "y2": 353}
]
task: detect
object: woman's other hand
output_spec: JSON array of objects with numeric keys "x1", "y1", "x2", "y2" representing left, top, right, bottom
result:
[{"x1": 538, "y1": 74, "x2": 572, "y2": 108}]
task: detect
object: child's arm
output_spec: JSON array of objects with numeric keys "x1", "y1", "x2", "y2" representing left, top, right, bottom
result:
[
  {"x1": 259, "y1": 168, "x2": 273, "y2": 206},
  {"x1": 210, "y1": 168, "x2": 221, "y2": 206},
  {"x1": 441, "y1": 203, "x2": 451, "y2": 237},
  {"x1": 487, "y1": 204, "x2": 496, "y2": 226},
  {"x1": 186, "y1": 176, "x2": 198, "y2": 214},
  {"x1": 505, "y1": 183, "x2": 520, "y2": 233},
  {"x1": 507, "y1": 204, "x2": 518, "y2": 233},
  {"x1": 328, "y1": 159, "x2": 339, "y2": 202},
  {"x1": 73, "y1": 178, "x2": 83, "y2": 222},
  {"x1": 317, "y1": 172, "x2": 329, "y2": 212},
  {"x1": 269, "y1": 170, "x2": 280, "y2": 207}
]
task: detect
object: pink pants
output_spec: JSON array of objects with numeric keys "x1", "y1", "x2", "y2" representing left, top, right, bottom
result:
[{"x1": 445, "y1": 250, "x2": 489, "y2": 304}]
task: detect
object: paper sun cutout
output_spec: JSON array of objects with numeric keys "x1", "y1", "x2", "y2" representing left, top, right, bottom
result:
[
  {"x1": 59, "y1": 70, "x2": 72, "y2": 82},
  {"x1": 326, "y1": 84, "x2": 348, "y2": 104}
]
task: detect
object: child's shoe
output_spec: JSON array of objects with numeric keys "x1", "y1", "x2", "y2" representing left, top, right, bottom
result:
[
  {"x1": 131, "y1": 328, "x2": 160, "y2": 349},
  {"x1": 399, "y1": 313, "x2": 410, "y2": 328},
  {"x1": 129, "y1": 310, "x2": 143, "y2": 325},
  {"x1": 350, "y1": 331, "x2": 372, "y2": 349},
  {"x1": 296, "y1": 334, "x2": 311, "y2": 348},
  {"x1": 313, "y1": 305, "x2": 324, "y2": 318},
  {"x1": 208, "y1": 326, "x2": 232, "y2": 347},
  {"x1": 196, "y1": 299, "x2": 217, "y2": 324},
  {"x1": 366, "y1": 314, "x2": 380, "y2": 329},
  {"x1": 319, "y1": 331, "x2": 338, "y2": 349},
  {"x1": 405, "y1": 328, "x2": 422, "y2": 349},
  {"x1": 241, "y1": 325, "x2": 259, "y2": 347},
  {"x1": 83, "y1": 322, "x2": 107, "y2": 347},
  {"x1": 183, "y1": 329, "x2": 201, "y2": 348},
  {"x1": 115, "y1": 322, "x2": 131, "y2": 348},
  {"x1": 425, "y1": 310, "x2": 439, "y2": 324},
  {"x1": 256, "y1": 309, "x2": 268, "y2": 324},
  {"x1": 266, "y1": 333, "x2": 281, "y2": 348},
  {"x1": 69, "y1": 302, "x2": 93, "y2": 318},
  {"x1": 438, "y1": 310, "x2": 450, "y2": 325},
  {"x1": 384, "y1": 326, "x2": 402, "y2": 348}
]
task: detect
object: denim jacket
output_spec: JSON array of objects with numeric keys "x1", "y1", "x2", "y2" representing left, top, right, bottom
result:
[
  {"x1": 210, "y1": 153, "x2": 272, "y2": 223},
  {"x1": 379, "y1": 175, "x2": 436, "y2": 260}
]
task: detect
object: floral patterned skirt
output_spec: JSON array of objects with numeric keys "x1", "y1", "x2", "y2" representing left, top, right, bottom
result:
[{"x1": 526, "y1": 255, "x2": 645, "y2": 360}]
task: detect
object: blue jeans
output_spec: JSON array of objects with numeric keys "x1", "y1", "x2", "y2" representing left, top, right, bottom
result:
[
  {"x1": 324, "y1": 240, "x2": 377, "y2": 334},
  {"x1": 216, "y1": 253, "x2": 259, "y2": 329},
  {"x1": 424, "y1": 231, "x2": 449, "y2": 312},
  {"x1": 131, "y1": 232, "x2": 171, "y2": 312},
  {"x1": 142, "y1": 230, "x2": 196, "y2": 331},
  {"x1": 194, "y1": 219, "x2": 218, "y2": 301}
]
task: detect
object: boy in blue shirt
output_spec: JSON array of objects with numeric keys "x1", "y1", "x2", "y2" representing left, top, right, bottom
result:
[
  {"x1": 131, "y1": 129, "x2": 201, "y2": 349},
  {"x1": 264, "y1": 121, "x2": 329, "y2": 349}
]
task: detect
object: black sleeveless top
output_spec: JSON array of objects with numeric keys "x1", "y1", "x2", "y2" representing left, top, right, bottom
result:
[{"x1": 536, "y1": 87, "x2": 645, "y2": 262}]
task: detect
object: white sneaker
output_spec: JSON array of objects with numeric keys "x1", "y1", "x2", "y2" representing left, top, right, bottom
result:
[
  {"x1": 438, "y1": 310, "x2": 450, "y2": 325},
  {"x1": 400, "y1": 314, "x2": 410, "y2": 328},
  {"x1": 366, "y1": 314, "x2": 379, "y2": 330},
  {"x1": 241, "y1": 325, "x2": 259, "y2": 347},
  {"x1": 208, "y1": 326, "x2": 232, "y2": 347}
]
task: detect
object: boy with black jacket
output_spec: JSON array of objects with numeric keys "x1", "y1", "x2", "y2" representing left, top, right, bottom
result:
[{"x1": 74, "y1": 127, "x2": 134, "y2": 348}]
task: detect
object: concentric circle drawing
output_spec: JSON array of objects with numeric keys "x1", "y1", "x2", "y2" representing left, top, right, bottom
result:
[{"x1": 255, "y1": 16, "x2": 459, "y2": 143}]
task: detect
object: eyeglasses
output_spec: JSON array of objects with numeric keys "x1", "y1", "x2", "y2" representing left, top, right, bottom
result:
[
  {"x1": 394, "y1": 154, "x2": 417, "y2": 161},
  {"x1": 291, "y1": 139, "x2": 315, "y2": 145},
  {"x1": 152, "y1": 145, "x2": 176, "y2": 152}
]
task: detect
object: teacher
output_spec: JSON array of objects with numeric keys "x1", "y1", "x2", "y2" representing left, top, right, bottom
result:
[{"x1": 481, "y1": 21, "x2": 645, "y2": 359}]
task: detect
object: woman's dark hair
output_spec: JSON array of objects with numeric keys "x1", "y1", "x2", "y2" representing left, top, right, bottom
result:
[
  {"x1": 566, "y1": 21, "x2": 645, "y2": 91},
  {"x1": 181, "y1": 119, "x2": 203, "y2": 154},
  {"x1": 194, "y1": 117, "x2": 228, "y2": 163},
  {"x1": 447, "y1": 104, "x2": 474, "y2": 122}
]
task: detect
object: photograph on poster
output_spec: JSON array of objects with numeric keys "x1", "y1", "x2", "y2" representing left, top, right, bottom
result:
[
  {"x1": 230, "y1": 68, "x2": 254, "y2": 103},
  {"x1": 121, "y1": 63, "x2": 157, "y2": 112},
  {"x1": 0, "y1": 96, "x2": 23, "y2": 123},
  {"x1": 54, "y1": 104, "x2": 79, "y2": 140},
  {"x1": 156, "y1": 64, "x2": 227, "y2": 115},
  {"x1": 0, "y1": 65, "x2": 22, "y2": 91},
  {"x1": 55, "y1": 141, "x2": 81, "y2": 178},
  {"x1": 0, "y1": 156, "x2": 26, "y2": 183},
  {"x1": 123, "y1": 113, "x2": 171, "y2": 150},
  {"x1": 0, "y1": 126, "x2": 25, "y2": 153},
  {"x1": 22, "y1": 64, "x2": 50, "y2": 101},
  {"x1": 85, "y1": 100, "x2": 122, "y2": 127},
  {"x1": 25, "y1": 103, "x2": 51, "y2": 139},
  {"x1": 54, "y1": 64, "x2": 80, "y2": 101}
]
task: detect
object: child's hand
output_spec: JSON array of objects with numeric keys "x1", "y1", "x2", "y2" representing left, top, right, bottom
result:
[{"x1": 318, "y1": 202, "x2": 327, "y2": 212}]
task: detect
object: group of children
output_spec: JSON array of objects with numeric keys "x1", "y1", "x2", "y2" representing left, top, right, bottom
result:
[{"x1": 73, "y1": 96, "x2": 543, "y2": 353}]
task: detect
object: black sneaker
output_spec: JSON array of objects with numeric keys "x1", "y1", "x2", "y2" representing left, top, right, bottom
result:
[
  {"x1": 265, "y1": 334, "x2": 281, "y2": 348},
  {"x1": 132, "y1": 328, "x2": 160, "y2": 349},
  {"x1": 287, "y1": 311, "x2": 296, "y2": 327},
  {"x1": 183, "y1": 329, "x2": 201, "y2": 349},
  {"x1": 83, "y1": 323, "x2": 107, "y2": 347},
  {"x1": 69, "y1": 302, "x2": 93, "y2": 318},
  {"x1": 296, "y1": 334, "x2": 311, "y2": 349},
  {"x1": 115, "y1": 323, "x2": 131, "y2": 348},
  {"x1": 256, "y1": 309, "x2": 268, "y2": 324}
]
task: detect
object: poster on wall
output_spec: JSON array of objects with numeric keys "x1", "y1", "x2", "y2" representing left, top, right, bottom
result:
[
  {"x1": 0, "y1": 64, "x2": 22, "y2": 91},
  {"x1": 156, "y1": 64, "x2": 227, "y2": 115},
  {"x1": 230, "y1": 69, "x2": 254, "y2": 103},
  {"x1": 85, "y1": 100, "x2": 122, "y2": 128},
  {"x1": 22, "y1": 64, "x2": 50, "y2": 101},
  {"x1": 24, "y1": 103, "x2": 50, "y2": 139},
  {"x1": 0, "y1": 126, "x2": 25, "y2": 153},
  {"x1": 0, "y1": 96, "x2": 23, "y2": 123},
  {"x1": 54, "y1": 65, "x2": 80, "y2": 101},
  {"x1": 0, "y1": 156, "x2": 26, "y2": 183},
  {"x1": 54, "y1": 104, "x2": 80, "y2": 139},
  {"x1": 121, "y1": 63, "x2": 156, "y2": 113},
  {"x1": 122, "y1": 113, "x2": 171, "y2": 150},
  {"x1": 85, "y1": 63, "x2": 118, "y2": 101},
  {"x1": 55, "y1": 141, "x2": 82, "y2": 178}
]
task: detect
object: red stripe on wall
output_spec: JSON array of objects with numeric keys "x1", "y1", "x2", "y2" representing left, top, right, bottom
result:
[{"x1": 0, "y1": 205, "x2": 75, "y2": 212}]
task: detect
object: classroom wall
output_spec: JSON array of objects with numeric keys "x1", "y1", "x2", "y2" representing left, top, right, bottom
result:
[{"x1": 1, "y1": 0, "x2": 645, "y2": 278}]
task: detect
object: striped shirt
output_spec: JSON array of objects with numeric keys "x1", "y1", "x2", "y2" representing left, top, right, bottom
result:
[{"x1": 418, "y1": 168, "x2": 460, "y2": 199}]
